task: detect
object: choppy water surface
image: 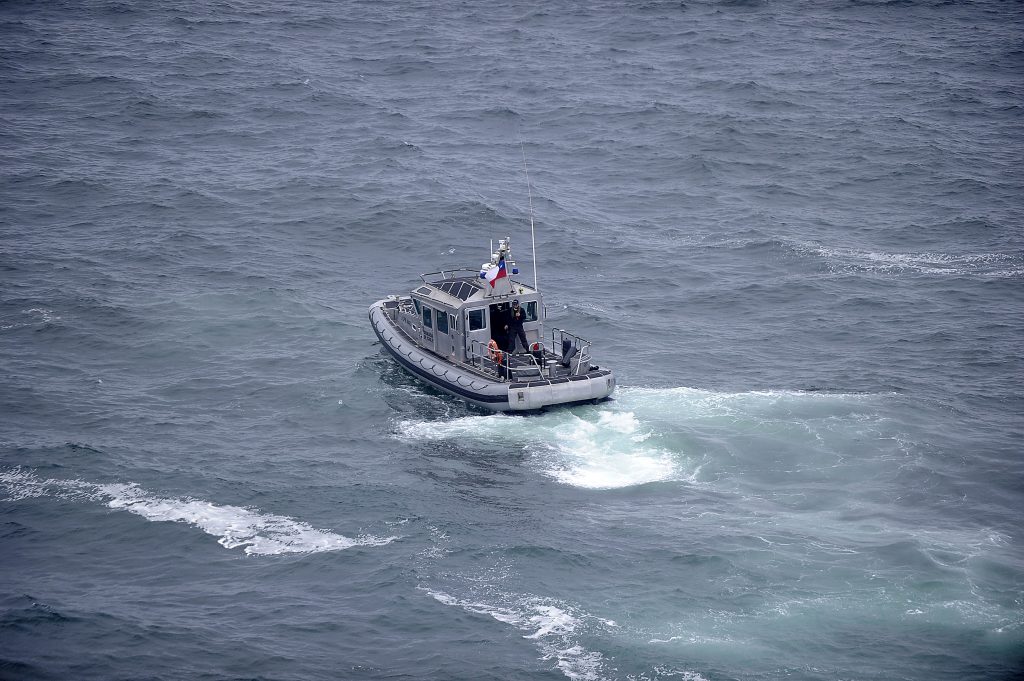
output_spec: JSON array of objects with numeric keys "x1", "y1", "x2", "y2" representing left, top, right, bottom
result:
[{"x1": 2, "y1": 1, "x2": 1022, "y2": 679}]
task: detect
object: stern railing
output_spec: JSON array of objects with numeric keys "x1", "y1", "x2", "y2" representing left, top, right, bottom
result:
[{"x1": 549, "y1": 328, "x2": 592, "y2": 377}]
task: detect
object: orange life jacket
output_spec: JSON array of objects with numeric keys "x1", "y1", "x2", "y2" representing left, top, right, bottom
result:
[{"x1": 487, "y1": 339, "x2": 503, "y2": 365}]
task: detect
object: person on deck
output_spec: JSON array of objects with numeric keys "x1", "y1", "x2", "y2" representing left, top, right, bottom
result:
[{"x1": 506, "y1": 299, "x2": 528, "y2": 353}]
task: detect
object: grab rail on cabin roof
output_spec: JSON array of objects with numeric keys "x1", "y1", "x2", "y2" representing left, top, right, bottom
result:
[{"x1": 419, "y1": 267, "x2": 483, "y2": 283}]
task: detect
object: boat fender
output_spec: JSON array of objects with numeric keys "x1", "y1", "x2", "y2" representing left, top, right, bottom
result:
[{"x1": 488, "y1": 339, "x2": 503, "y2": 365}]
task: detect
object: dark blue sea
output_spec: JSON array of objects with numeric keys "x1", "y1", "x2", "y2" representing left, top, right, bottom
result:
[{"x1": 2, "y1": 1, "x2": 1022, "y2": 679}]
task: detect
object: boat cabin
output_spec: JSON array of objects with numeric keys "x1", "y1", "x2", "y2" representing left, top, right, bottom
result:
[
  {"x1": 396, "y1": 271, "x2": 543, "y2": 367},
  {"x1": 385, "y1": 237, "x2": 549, "y2": 374}
]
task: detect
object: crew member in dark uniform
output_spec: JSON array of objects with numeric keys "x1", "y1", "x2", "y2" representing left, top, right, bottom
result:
[{"x1": 506, "y1": 299, "x2": 529, "y2": 353}]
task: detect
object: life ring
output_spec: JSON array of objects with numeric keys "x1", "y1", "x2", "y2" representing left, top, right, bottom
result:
[
  {"x1": 530, "y1": 342, "x2": 541, "y2": 352},
  {"x1": 487, "y1": 339, "x2": 503, "y2": 365}
]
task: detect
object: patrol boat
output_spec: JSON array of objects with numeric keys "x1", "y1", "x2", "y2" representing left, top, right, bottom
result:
[{"x1": 368, "y1": 236, "x2": 615, "y2": 411}]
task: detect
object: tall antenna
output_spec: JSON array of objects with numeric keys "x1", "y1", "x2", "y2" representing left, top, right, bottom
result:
[{"x1": 520, "y1": 140, "x2": 539, "y2": 291}]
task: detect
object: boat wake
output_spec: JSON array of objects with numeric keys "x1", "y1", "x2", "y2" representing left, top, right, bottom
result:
[
  {"x1": 396, "y1": 407, "x2": 684, "y2": 490},
  {"x1": 421, "y1": 581, "x2": 712, "y2": 681},
  {"x1": 421, "y1": 586, "x2": 619, "y2": 681},
  {"x1": 395, "y1": 386, "x2": 883, "y2": 490},
  {"x1": 795, "y1": 242, "x2": 1023, "y2": 278},
  {"x1": 0, "y1": 468, "x2": 397, "y2": 556}
]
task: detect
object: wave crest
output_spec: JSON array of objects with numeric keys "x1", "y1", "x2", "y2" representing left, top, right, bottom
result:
[{"x1": 0, "y1": 468, "x2": 396, "y2": 556}]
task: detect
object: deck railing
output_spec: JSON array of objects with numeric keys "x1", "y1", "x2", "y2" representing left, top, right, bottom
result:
[
  {"x1": 549, "y1": 327, "x2": 592, "y2": 377},
  {"x1": 466, "y1": 338, "x2": 523, "y2": 379},
  {"x1": 466, "y1": 329, "x2": 593, "y2": 382}
]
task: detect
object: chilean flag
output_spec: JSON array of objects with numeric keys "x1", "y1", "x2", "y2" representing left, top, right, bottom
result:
[{"x1": 485, "y1": 257, "x2": 508, "y2": 288}]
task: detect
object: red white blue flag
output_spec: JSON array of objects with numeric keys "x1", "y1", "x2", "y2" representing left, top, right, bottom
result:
[{"x1": 485, "y1": 257, "x2": 508, "y2": 288}]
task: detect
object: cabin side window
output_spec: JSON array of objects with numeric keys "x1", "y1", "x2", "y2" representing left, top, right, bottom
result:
[
  {"x1": 468, "y1": 309, "x2": 486, "y2": 331},
  {"x1": 525, "y1": 301, "x2": 538, "y2": 322},
  {"x1": 423, "y1": 306, "x2": 432, "y2": 329},
  {"x1": 436, "y1": 308, "x2": 449, "y2": 334},
  {"x1": 413, "y1": 299, "x2": 421, "y2": 315}
]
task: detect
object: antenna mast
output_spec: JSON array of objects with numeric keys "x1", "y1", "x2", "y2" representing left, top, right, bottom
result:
[{"x1": 520, "y1": 140, "x2": 539, "y2": 291}]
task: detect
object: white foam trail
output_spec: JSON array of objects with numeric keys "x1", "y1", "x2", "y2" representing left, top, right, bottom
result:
[
  {"x1": 395, "y1": 387, "x2": 877, "y2": 490},
  {"x1": 613, "y1": 386, "x2": 876, "y2": 419},
  {"x1": 0, "y1": 468, "x2": 395, "y2": 556},
  {"x1": 422, "y1": 588, "x2": 611, "y2": 681},
  {"x1": 541, "y1": 411, "x2": 677, "y2": 489},
  {"x1": 24, "y1": 307, "x2": 61, "y2": 322},
  {"x1": 396, "y1": 412, "x2": 516, "y2": 440},
  {"x1": 1, "y1": 308, "x2": 62, "y2": 330},
  {"x1": 797, "y1": 243, "x2": 1023, "y2": 277},
  {"x1": 634, "y1": 670, "x2": 711, "y2": 681},
  {"x1": 397, "y1": 409, "x2": 680, "y2": 490}
]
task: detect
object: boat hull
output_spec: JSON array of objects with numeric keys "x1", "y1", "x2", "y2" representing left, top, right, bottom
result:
[{"x1": 369, "y1": 301, "x2": 615, "y2": 412}]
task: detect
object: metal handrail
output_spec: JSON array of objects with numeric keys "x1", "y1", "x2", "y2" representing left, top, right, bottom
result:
[
  {"x1": 549, "y1": 327, "x2": 592, "y2": 376},
  {"x1": 470, "y1": 331, "x2": 595, "y2": 381},
  {"x1": 467, "y1": 338, "x2": 506, "y2": 379},
  {"x1": 467, "y1": 338, "x2": 487, "y2": 371},
  {"x1": 467, "y1": 338, "x2": 547, "y2": 382},
  {"x1": 419, "y1": 267, "x2": 482, "y2": 283}
]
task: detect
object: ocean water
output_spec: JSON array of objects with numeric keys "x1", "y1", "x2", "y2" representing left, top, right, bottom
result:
[{"x1": 1, "y1": 1, "x2": 1022, "y2": 679}]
